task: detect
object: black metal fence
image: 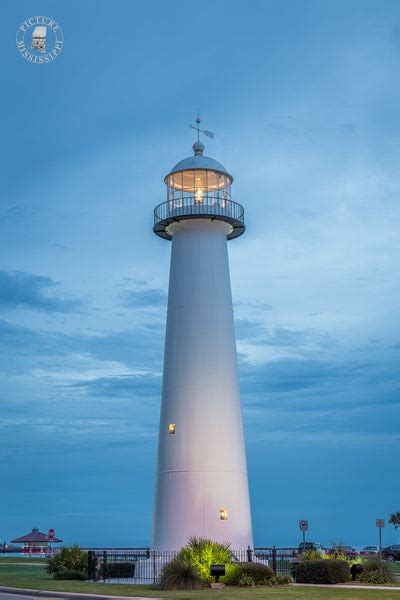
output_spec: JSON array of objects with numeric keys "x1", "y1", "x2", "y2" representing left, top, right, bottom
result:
[{"x1": 87, "y1": 547, "x2": 298, "y2": 583}]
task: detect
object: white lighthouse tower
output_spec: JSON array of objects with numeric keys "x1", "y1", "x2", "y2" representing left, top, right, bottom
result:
[{"x1": 152, "y1": 119, "x2": 253, "y2": 551}]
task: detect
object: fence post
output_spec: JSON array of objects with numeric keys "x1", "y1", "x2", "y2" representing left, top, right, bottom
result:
[
  {"x1": 246, "y1": 545, "x2": 253, "y2": 562},
  {"x1": 103, "y1": 550, "x2": 107, "y2": 581},
  {"x1": 87, "y1": 550, "x2": 94, "y2": 581},
  {"x1": 272, "y1": 546, "x2": 277, "y2": 574},
  {"x1": 153, "y1": 550, "x2": 157, "y2": 584}
]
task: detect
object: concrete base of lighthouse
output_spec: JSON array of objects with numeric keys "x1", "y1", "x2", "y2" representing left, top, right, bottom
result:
[{"x1": 152, "y1": 219, "x2": 253, "y2": 551}]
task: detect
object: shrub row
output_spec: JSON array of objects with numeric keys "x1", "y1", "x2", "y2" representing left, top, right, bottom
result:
[
  {"x1": 295, "y1": 557, "x2": 395, "y2": 585},
  {"x1": 295, "y1": 559, "x2": 350, "y2": 584}
]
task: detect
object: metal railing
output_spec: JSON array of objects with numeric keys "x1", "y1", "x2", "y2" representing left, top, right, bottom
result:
[
  {"x1": 153, "y1": 196, "x2": 245, "y2": 240},
  {"x1": 87, "y1": 547, "x2": 296, "y2": 583}
]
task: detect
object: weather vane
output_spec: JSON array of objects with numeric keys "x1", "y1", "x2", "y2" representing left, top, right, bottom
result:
[{"x1": 190, "y1": 112, "x2": 214, "y2": 142}]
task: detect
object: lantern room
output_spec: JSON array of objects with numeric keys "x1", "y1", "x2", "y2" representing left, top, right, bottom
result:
[
  {"x1": 166, "y1": 141, "x2": 232, "y2": 206},
  {"x1": 154, "y1": 141, "x2": 245, "y2": 241}
]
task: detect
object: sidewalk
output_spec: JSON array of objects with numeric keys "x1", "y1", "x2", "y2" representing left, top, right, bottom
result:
[
  {"x1": 295, "y1": 583, "x2": 400, "y2": 591},
  {"x1": 0, "y1": 587, "x2": 161, "y2": 600},
  {"x1": 1, "y1": 582, "x2": 399, "y2": 597}
]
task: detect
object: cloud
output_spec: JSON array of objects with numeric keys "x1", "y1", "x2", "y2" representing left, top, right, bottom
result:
[
  {"x1": 72, "y1": 373, "x2": 162, "y2": 398},
  {"x1": 120, "y1": 287, "x2": 167, "y2": 308},
  {"x1": 80, "y1": 327, "x2": 164, "y2": 370},
  {"x1": 0, "y1": 205, "x2": 39, "y2": 225},
  {"x1": 235, "y1": 320, "x2": 319, "y2": 347},
  {"x1": 0, "y1": 317, "x2": 165, "y2": 383},
  {"x1": 239, "y1": 352, "x2": 400, "y2": 402},
  {"x1": 239, "y1": 356, "x2": 345, "y2": 397},
  {"x1": 0, "y1": 270, "x2": 81, "y2": 313},
  {"x1": 0, "y1": 319, "x2": 73, "y2": 371}
]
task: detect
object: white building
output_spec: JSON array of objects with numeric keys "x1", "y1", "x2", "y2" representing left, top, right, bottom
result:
[{"x1": 152, "y1": 127, "x2": 253, "y2": 551}]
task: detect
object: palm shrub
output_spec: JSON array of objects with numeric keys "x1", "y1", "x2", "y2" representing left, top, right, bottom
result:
[
  {"x1": 47, "y1": 545, "x2": 88, "y2": 578},
  {"x1": 326, "y1": 544, "x2": 353, "y2": 562},
  {"x1": 222, "y1": 562, "x2": 274, "y2": 585},
  {"x1": 389, "y1": 512, "x2": 400, "y2": 535},
  {"x1": 265, "y1": 574, "x2": 293, "y2": 586},
  {"x1": 298, "y1": 549, "x2": 324, "y2": 561},
  {"x1": 54, "y1": 569, "x2": 86, "y2": 580},
  {"x1": 159, "y1": 557, "x2": 205, "y2": 590},
  {"x1": 238, "y1": 574, "x2": 255, "y2": 587},
  {"x1": 177, "y1": 537, "x2": 232, "y2": 583},
  {"x1": 359, "y1": 558, "x2": 394, "y2": 585}
]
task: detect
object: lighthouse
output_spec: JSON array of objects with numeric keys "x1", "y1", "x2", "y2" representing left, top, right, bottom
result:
[{"x1": 152, "y1": 118, "x2": 253, "y2": 551}]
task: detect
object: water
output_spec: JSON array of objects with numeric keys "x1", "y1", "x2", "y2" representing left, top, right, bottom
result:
[{"x1": 0, "y1": 552, "x2": 49, "y2": 558}]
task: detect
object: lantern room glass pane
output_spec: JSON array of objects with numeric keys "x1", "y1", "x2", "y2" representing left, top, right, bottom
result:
[
  {"x1": 206, "y1": 171, "x2": 218, "y2": 190},
  {"x1": 167, "y1": 170, "x2": 230, "y2": 197},
  {"x1": 181, "y1": 170, "x2": 194, "y2": 192}
]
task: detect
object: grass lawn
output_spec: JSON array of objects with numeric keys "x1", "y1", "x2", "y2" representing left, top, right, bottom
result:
[
  {"x1": 0, "y1": 556, "x2": 47, "y2": 564},
  {"x1": 0, "y1": 562, "x2": 400, "y2": 599}
]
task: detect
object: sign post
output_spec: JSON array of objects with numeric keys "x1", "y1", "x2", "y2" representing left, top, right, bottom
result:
[
  {"x1": 376, "y1": 519, "x2": 384, "y2": 558},
  {"x1": 47, "y1": 528, "x2": 55, "y2": 556},
  {"x1": 299, "y1": 520, "x2": 309, "y2": 544}
]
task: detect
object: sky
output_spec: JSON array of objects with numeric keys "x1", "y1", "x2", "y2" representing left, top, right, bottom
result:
[{"x1": 1, "y1": 0, "x2": 399, "y2": 549}]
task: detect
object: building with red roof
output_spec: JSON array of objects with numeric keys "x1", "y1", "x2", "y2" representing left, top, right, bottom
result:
[{"x1": 11, "y1": 527, "x2": 63, "y2": 554}]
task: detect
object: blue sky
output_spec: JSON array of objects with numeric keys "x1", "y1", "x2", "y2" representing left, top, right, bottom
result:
[{"x1": 1, "y1": 0, "x2": 399, "y2": 548}]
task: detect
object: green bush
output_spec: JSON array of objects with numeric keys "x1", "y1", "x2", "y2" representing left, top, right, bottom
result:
[
  {"x1": 238, "y1": 574, "x2": 255, "y2": 587},
  {"x1": 360, "y1": 558, "x2": 394, "y2": 585},
  {"x1": 296, "y1": 559, "x2": 350, "y2": 584},
  {"x1": 47, "y1": 545, "x2": 88, "y2": 577},
  {"x1": 298, "y1": 549, "x2": 323, "y2": 561},
  {"x1": 328, "y1": 544, "x2": 350, "y2": 561},
  {"x1": 177, "y1": 537, "x2": 232, "y2": 583},
  {"x1": 267, "y1": 574, "x2": 293, "y2": 586},
  {"x1": 53, "y1": 569, "x2": 86, "y2": 580},
  {"x1": 222, "y1": 562, "x2": 274, "y2": 585},
  {"x1": 159, "y1": 557, "x2": 205, "y2": 590},
  {"x1": 360, "y1": 569, "x2": 391, "y2": 585}
]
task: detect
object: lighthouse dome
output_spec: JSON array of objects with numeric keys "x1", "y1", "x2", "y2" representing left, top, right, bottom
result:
[{"x1": 165, "y1": 142, "x2": 233, "y2": 182}]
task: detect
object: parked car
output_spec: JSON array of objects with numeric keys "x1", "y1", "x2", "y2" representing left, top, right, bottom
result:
[
  {"x1": 298, "y1": 541, "x2": 326, "y2": 554},
  {"x1": 382, "y1": 545, "x2": 400, "y2": 561},
  {"x1": 327, "y1": 545, "x2": 358, "y2": 558},
  {"x1": 360, "y1": 546, "x2": 378, "y2": 556}
]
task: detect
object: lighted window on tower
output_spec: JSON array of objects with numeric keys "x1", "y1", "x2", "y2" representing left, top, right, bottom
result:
[
  {"x1": 220, "y1": 509, "x2": 228, "y2": 520},
  {"x1": 168, "y1": 423, "x2": 176, "y2": 434}
]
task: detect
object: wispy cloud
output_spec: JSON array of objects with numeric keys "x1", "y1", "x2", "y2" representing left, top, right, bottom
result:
[
  {"x1": 0, "y1": 205, "x2": 39, "y2": 225},
  {"x1": 0, "y1": 270, "x2": 82, "y2": 313},
  {"x1": 72, "y1": 373, "x2": 162, "y2": 398},
  {"x1": 120, "y1": 287, "x2": 167, "y2": 308}
]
